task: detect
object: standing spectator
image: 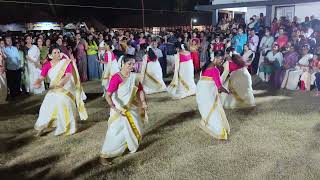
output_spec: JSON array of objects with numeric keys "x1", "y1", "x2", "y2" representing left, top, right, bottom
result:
[
  {"x1": 74, "y1": 33, "x2": 88, "y2": 82},
  {"x1": 25, "y1": 35, "x2": 44, "y2": 94},
  {"x1": 248, "y1": 29, "x2": 260, "y2": 73},
  {"x1": 87, "y1": 34, "x2": 100, "y2": 80},
  {"x1": 56, "y1": 37, "x2": 70, "y2": 57},
  {"x1": 259, "y1": 13, "x2": 265, "y2": 28},
  {"x1": 200, "y1": 36, "x2": 209, "y2": 67},
  {"x1": 158, "y1": 38, "x2": 167, "y2": 77},
  {"x1": 165, "y1": 32, "x2": 177, "y2": 75},
  {"x1": 3, "y1": 36, "x2": 21, "y2": 99},
  {"x1": 37, "y1": 37, "x2": 48, "y2": 65},
  {"x1": 127, "y1": 41, "x2": 135, "y2": 56},
  {"x1": 271, "y1": 18, "x2": 279, "y2": 36},
  {"x1": 258, "y1": 28, "x2": 274, "y2": 69},
  {"x1": 248, "y1": 29, "x2": 259, "y2": 52},
  {"x1": 232, "y1": 28, "x2": 247, "y2": 54},
  {"x1": 190, "y1": 39, "x2": 200, "y2": 72}
]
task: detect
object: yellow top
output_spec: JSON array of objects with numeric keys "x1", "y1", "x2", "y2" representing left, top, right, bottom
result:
[{"x1": 87, "y1": 41, "x2": 98, "y2": 55}]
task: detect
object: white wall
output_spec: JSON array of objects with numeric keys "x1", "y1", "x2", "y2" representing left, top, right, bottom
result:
[
  {"x1": 294, "y1": 2, "x2": 320, "y2": 22},
  {"x1": 246, "y1": 6, "x2": 266, "y2": 23},
  {"x1": 212, "y1": 0, "x2": 266, "y2": 5}
]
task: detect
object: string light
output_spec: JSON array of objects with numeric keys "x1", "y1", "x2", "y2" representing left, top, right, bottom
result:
[{"x1": 0, "y1": 0, "x2": 210, "y2": 13}]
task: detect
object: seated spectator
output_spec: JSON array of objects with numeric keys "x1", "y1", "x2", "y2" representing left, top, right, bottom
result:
[
  {"x1": 281, "y1": 44, "x2": 313, "y2": 90},
  {"x1": 258, "y1": 43, "x2": 283, "y2": 82}
]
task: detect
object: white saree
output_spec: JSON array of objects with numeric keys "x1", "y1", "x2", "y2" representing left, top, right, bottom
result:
[
  {"x1": 0, "y1": 72, "x2": 6, "y2": 104},
  {"x1": 196, "y1": 76, "x2": 230, "y2": 139},
  {"x1": 281, "y1": 54, "x2": 313, "y2": 90},
  {"x1": 101, "y1": 73, "x2": 146, "y2": 158},
  {"x1": 34, "y1": 59, "x2": 88, "y2": 136},
  {"x1": 140, "y1": 55, "x2": 166, "y2": 94},
  {"x1": 101, "y1": 51, "x2": 120, "y2": 96},
  {"x1": 27, "y1": 45, "x2": 45, "y2": 94},
  {"x1": 167, "y1": 53, "x2": 196, "y2": 99},
  {"x1": 220, "y1": 61, "x2": 255, "y2": 109},
  {"x1": 0, "y1": 57, "x2": 7, "y2": 104}
]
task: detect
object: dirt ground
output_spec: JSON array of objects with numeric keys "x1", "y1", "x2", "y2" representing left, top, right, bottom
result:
[{"x1": 0, "y1": 78, "x2": 320, "y2": 180}]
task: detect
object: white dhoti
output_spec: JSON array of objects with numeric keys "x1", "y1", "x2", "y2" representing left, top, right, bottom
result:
[
  {"x1": 34, "y1": 59, "x2": 88, "y2": 136},
  {"x1": 101, "y1": 73, "x2": 146, "y2": 158},
  {"x1": 196, "y1": 77, "x2": 230, "y2": 139},
  {"x1": 221, "y1": 68, "x2": 255, "y2": 109},
  {"x1": 0, "y1": 73, "x2": 7, "y2": 104},
  {"x1": 140, "y1": 55, "x2": 166, "y2": 94},
  {"x1": 167, "y1": 54, "x2": 196, "y2": 99}
]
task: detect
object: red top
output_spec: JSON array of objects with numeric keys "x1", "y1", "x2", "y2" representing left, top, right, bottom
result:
[
  {"x1": 229, "y1": 61, "x2": 243, "y2": 73},
  {"x1": 276, "y1": 35, "x2": 288, "y2": 49},
  {"x1": 202, "y1": 67, "x2": 222, "y2": 88},
  {"x1": 211, "y1": 43, "x2": 225, "y2": 52},
  {"x1": 41, "y1": 61, "x2": 72, "y2": 77},
  {"x1": 107, "y1": 73, "x2": 144, "y2": 94},
  {"x1": 180, "y1": 53, "x2": 192, "y2": 62},
  {"x1": 104, "y1": 52, "x2": 117, "y2": 62}
]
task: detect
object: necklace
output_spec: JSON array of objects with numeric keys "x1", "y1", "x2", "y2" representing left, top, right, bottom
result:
[{"x1": 119, "y1": 71, "x2": 129, "y2": 79}]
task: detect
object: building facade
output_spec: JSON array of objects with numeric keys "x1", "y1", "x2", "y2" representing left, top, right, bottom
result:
[{"x1": 195, "y1": 0, "x2": 320, "y2": 26}]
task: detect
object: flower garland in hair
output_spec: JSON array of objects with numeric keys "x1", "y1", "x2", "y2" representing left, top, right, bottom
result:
[{"x1": 181, "y1": 44, "x2": 185, "y2": 50}]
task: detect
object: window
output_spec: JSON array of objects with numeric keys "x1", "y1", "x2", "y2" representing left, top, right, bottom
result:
[{"x1": 275, "y1": 6, "x2": 295, "y2": 21}]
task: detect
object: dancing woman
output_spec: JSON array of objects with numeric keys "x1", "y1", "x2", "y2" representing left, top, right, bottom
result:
[
  {"x1": 196, "y1": 50, "x2": 230, "y2": 140},
  {"x1": 220, "y1": 53, "x2": 255, "y2": 109},
  {"x1": 0, "y1": 51, "x2": 7, "y2": 104},
  {"x1": 100, "y1": 41, "x2": 120, "y2": 97},
  {"x1": 100, "y1": 55, "x2": 148, "y2": 165},
  {"x1": 33, "y1": 44, "x2": 88, "y2": 136},
  {"x1": 167, "y1": 42, "x2": 196, "y2": 99},
  {"x1": 140, "y1": 46, "x2": 166, "y2": 94}
]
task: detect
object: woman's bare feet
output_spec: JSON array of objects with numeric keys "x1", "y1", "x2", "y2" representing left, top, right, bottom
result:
[
  {"x1": 100, "y1": 157, "x2": 113, "y2": 166},
  {"x1": 314, "y1": 92, "x2": 320, "y2": 97},
  {"x1": 34, "y1": 130, "x2": 44, "y2": 137}
]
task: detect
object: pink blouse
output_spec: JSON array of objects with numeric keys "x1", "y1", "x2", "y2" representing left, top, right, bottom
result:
[
  {"x1": 202, "y1": 67, "x2": 222, "y2": 89},
  {"x1": 41, "y1": 61, "x2": 72, "y2": 77},
  {"x1": 107, "y1": 73, "x2": 144, "y2": 94},
  {"x1": 229, "y1": 61, "x2": 243, "y2": 73},
  {"x1": 180, "y1": 53, "x2": 192, "y2": 62},
  {"x1": 104, "y1": 52, "x2": 117, "y2": 62}
]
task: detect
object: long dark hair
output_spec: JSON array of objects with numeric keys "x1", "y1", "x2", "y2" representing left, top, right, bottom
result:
[
  {"x1": 105, "y1": 40, "x2": 113, "y2": 50},
  {"x1": 201, "y1": 50, "x2": 225, "y2": 72},
  {"x1": 147, "y1": 47, "x2": 157, "y2": 61},
  {"x1": 48, "y1": 43, "x2": 61, "y2": 61},
  {"x1": 174, "y1": 41, "x2": 187, "y2": 51},
  {"x1": 122, "y1": 54, "x2": 135, "y2": 64},
  {"x1": 231, "y1": 54, "x2": 245, "y2": 66}
]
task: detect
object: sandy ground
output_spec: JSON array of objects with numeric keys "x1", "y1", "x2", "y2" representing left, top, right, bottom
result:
[{"x1": 0, "y1": 77, "x2": 320, "y2": 180}]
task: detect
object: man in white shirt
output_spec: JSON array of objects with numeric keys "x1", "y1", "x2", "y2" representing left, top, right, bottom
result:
[
  {"x1": 248, "y1": 29, "x2": 260, "y2": 73},
  {"x1": 248, "y1": 29, "x2": 259, "y2": 52}
]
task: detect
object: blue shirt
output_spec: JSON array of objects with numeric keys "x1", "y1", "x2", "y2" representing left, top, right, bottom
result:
[
  {"x1": 3, "y1": 46, "x2": 21, "y2": 70},
  {"x1": 232, "y1": 34, "x2": 248, "y2": 54}
]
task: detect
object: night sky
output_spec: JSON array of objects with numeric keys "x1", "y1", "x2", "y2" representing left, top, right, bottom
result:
[{"x1": 0, "y1": 0, "x2": 211, "y2": 27}]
